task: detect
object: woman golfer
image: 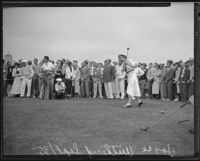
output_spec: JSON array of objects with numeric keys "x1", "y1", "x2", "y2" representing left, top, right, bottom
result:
[{"x1": 118, "y1": 54, "x2": 144, "y2": 108}]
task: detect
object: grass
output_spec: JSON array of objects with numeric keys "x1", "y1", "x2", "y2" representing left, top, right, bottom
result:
[{"x1": 3, "y1": 97, "x2": 194, "y2": 157}]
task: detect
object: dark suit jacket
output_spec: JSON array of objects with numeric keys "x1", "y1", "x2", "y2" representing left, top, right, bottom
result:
[
  {"x1": 164, "y1": 67, "x2": 175, "y2": 83},
  {"x1": 80, "y1": 66, "x2": 90, "y2": 81},
  {"x1": 179, "y1": 67, "x2": 190, "y2": 82},
  {"x1": 103, "y1": 64, "x2": 114, "y2": 83}
]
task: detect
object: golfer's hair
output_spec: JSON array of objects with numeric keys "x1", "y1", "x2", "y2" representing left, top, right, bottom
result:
[
  {"x1": 44, "y1": 56, "x2": 49, "y2": 60},
  {"x1": 118, "y1": 54, "x2": 127, "y2": 59}
]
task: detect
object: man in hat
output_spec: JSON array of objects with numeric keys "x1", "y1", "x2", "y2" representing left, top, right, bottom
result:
[
  {"x1": 55, "y1": 78, "x2": 66, "y2": 99},
  {"x1": 20, "y1": 60, "x2": 34, "y2": 98}
]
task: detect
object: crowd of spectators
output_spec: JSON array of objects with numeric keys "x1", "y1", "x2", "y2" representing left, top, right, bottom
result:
[{"x1": 3, "y1": 56, "x2": 194, "y2": 102}]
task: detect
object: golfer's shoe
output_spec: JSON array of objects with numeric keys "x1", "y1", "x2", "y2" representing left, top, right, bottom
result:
[
  {"x1": 122, "y1": 104, "x2": 132, "y2": 108},
  {"x1": 138, "y1": 102, "x2": 143, "y2": 107}
]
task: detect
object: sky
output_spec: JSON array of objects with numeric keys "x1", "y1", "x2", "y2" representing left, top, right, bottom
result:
[{"x1": 3, "y1": 3, "x2": 194, "y2": 65}]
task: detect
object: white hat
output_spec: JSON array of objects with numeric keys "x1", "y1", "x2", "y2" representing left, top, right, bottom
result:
[
  {"x1": 22, "y1": 60, "x2": 27, "y2": 63},
  {"x1": 56, "y1": 78, "x2": 62, "y2": 82}
]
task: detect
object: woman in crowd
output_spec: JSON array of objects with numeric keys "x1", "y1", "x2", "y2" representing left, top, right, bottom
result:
[
  {"x1": 6, "y1": 61, "x2": 14, "y2": 97},
  {"x1": 152, "y1": 64, "x2": 162, "y2": 99},
  {"x1": 10, "y1": 62, "x2": 22, "y2": 97}
]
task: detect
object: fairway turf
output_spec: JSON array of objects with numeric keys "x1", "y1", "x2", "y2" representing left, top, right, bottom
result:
[{"x1": 3, "y1": 97, "x2": 194, "y2": 157}]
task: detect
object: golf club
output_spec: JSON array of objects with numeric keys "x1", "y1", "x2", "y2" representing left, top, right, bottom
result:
[
  {"x1": 177, "y1": 119, "x2": 190, "y2": 124},
  {"x1": 126, "y1": 47, "x2": 130, "y2": 57},
  {"x1": 140, "y1": 101, "x2": 189, "y2": 132}
]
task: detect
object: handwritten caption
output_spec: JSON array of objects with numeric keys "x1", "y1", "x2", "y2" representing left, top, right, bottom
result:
[{"x1": 32, "y1": 142, "x2": 175, "y2": 157}]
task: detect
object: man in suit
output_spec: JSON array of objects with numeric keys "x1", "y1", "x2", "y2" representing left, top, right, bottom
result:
[
  {"x1": 163, "y1": 60, "x2": 175, "y2": 101},
  {"x1": 179, "y1": 61, "x2": 190, "y2": 101},
  {"x1": 80, "y1": 61, "x2": 90, "y2": 98},
  {"x1": 146, "y1": 63, "x2": 154, "y2": 99},
  {"x1": 93, "y1": 62, "x2": 103, "y2": 98},
  {"x1": 88, "y1": 61, "x2": 94, "y2": 98},
  {"x1": 103, "y1": 59, "x2": 114, "y2": 99},
  {"x1": 115, "y1": 59, "x2": 126, "y2": 99}
]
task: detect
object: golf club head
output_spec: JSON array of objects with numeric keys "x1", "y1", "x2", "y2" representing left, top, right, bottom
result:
[{"x1": 140, "y1": 126, "x2": 149, "y2": 132}]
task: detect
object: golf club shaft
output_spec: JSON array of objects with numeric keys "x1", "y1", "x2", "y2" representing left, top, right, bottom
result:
[
  {"x1": 178, "y1": 119, "x2": 190, "y2": 124},
  {"x1": 147, "y1": 102, "x2": 188, "y2": 129}
]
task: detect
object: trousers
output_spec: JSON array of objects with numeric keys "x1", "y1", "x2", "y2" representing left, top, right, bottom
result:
[
  {"x1": 104, "y1": 82, "x2": 113, "y2": 99},
  {"x1": 20, "y1": 78, "x2": 32, "y2": 97},
  {"x1": 115, "y1": 77, "x2": 125, "y2": 98},
  {"x1": 93, "y1": 80, "x2": 102, "y2": 97}
]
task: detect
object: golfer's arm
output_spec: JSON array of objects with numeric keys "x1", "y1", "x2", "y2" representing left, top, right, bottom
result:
[{"x1": 126, "y1": 60, "x2": 137, "y2": 68}]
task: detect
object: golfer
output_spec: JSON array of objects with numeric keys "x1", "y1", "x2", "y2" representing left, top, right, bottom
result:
[{"x1": 118, "y1": 54, "x2": 144, "y2": 108}]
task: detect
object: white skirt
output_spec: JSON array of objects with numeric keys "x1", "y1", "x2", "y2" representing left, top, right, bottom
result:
[
  {"x1": 126, "y1": 71, "x2": 141, "y2": 98},
  {"x1": 11, "y1": 77, "x2": 22, "y2": 95}
]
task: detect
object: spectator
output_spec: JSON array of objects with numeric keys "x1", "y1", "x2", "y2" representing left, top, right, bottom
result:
[
  {"x1": 152, "y1": 64, "x2": 162, "y2": 99},
  {"x1": 103, "y1": 59, "x2": 114, "y2": 99},
  {"x1": 93, "y1": 62, "x2": 103, "y2": 98},
  {"x1": 111, "y1": 61, "x2": 117, "y2": 98},
  {"x1": 160, "y1": 64, "x2": 167, "y2": 100},
  {"x1": 54, "y1": 60, "x2": 64, "y2": 92},
  {"x1": 32, "y1": 58, "x2": 41, "y2": 98},
  {"x1": 73, "y1": 62, "x2": 81, "y2": 97},
  {"x1": 100, "y1": 63, "x2": 106, "y2": 98},
  {"x1": 10, "y1": 62, "x2": 22, "y2": 97},
  {"x1": 187, "y1": 58, "x2": 194, "y2": 99},
  {"x1": 3, "y1": 59, "x2": 7, "y2": 97},
  {"x1": 179, "y1": 61, "x2": 190, "y2": 101},
  {"x1": 6, "y1": 61, "x2": 14, "y2": 97},
  {"x1": 146, "y1": 63, "x2": 154, "y2": 99},
  {"x1": 88, "y1": 61, "x2": 94, "y2": 98},
  {"x1": 173, "y1": 62, "x2": 181, "y2": 101},
  {"x1": 115, "y1": 59, "x2": 126, "y2": 99},
  {"x1": 39, "y1": 56, "x2": 55, "y2": 99},
  {"x1": 62, "y1": 60, "x2": 73, "y2": 98},
  {"x1": 163, "y1": 60, "x2": 175, "y2": 101},
  {"x1": 55, "y1": 78, "x2": 66, "y2": 99},
  {"x1": 139, "y1": 63, "x2": 147, "y2": 98},
  {"x1": 80, "y1": 61, "x2": 90, "y2": 98},
  {"x1": 20, "y1": 60, "x2": 34, "y2": 98}
]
